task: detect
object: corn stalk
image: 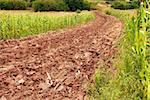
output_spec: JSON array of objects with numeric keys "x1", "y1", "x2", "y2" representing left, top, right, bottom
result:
[{"x1": 138, "y1": 0, "x2": 150, "y2": 99}]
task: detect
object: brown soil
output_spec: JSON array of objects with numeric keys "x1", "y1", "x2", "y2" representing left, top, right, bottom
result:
[{"x1": 0, "y1": 11, "x2": 123, "y2": 100}]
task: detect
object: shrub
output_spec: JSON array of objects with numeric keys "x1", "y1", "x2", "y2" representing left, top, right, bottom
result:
[
  {"x1": 130, "y1": 0, "x2": 140, "y2": 9},
  {"x1": 24, "y1": 0, "x2": 36, "y2": 7},
  {"x1": 64, "y1": 0, "x2": 91, "y2": 11},
  {"x1": 111, "y1": 1, "x2": 139, "y2": 10},
  {"x1": 0, "y1": 0, "x2": 28, "y2": 10},
  {"x1": 82, "y1": 1, "x2": 91, "y2": 10},
  {"x1": 32, "y1": 0, "x2": 91, "y2": 12},
  {"x1": 32, "y1": 0, "x2": 69, "y2": 12}
]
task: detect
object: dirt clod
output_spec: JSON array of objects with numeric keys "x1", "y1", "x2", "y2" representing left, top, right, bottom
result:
[{"x1": 0, "y1": 12, "x2": 123, "y2": 100}]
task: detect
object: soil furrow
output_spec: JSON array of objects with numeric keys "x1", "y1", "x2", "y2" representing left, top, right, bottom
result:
[{"x1": 0, "y1": 11, "x2": 123, "y2": 100}]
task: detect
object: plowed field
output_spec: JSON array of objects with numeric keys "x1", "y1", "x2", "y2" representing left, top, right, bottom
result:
[{"x1": 0, "y1": 12, "x2": 123, "y2": 100}]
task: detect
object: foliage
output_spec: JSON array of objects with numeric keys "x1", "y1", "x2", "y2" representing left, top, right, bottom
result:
[
  {"x1": 32, "y1": 0, "x2": 91, "y2": 12},
  {"x1": 64, "y1": 0, "x2": 91, "y2": 11},
  {"x1": 88, "y1": 1, "x2": 150, "y2": 99},
  {"x1": 0, "y1": 0, "x2": 91, "y2": 11},
  {"x1": 0, "y1": 11, "x2": 95, "y2": 39},
  {"x1": 0, "y1": 0, "x2": 28, "y2": 10},
  {"x1": 111, "y1": 1, "x2": 140, "y2": 10},
  {"x1": 32, "y1": 0, "x2": 69, "y2": 12},
  {"x1": 97, "y1": 4, "x2": 137, "y2": 21}
]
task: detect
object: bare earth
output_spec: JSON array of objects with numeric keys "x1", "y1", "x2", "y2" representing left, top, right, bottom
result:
[{"x1": 0, "y1": 12, "x2": 123, "y2": 100}]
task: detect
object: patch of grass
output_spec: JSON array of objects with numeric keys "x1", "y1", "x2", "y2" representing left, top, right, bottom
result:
[
  {"x1": 88, "y1": 1, "x2": 150, "y2": 99},
  {"x1": 0, "y1": 11, "x2": 95, "y2": 39},
  {"x1": 97, "y1": 3, "x2": 137, "y2": 21}
]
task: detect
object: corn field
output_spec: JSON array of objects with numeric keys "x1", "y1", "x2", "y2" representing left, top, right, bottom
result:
[{"x1": 0, "y1": 11, "x2": 94, "y2": 39}]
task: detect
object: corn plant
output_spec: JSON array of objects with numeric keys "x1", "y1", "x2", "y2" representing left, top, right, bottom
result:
[
  {"x1": 88, "y1": 1, "x2": 150, "y2": 99},
  {"x1": 0, "y1": 11, "x2": 94, "y2": 39},
  {"x1": 116, "y1": 1, "x2": 150, "y2": 99},
  {"x1": 133, "y1": 1, "x2": 150, "y2": 99}
]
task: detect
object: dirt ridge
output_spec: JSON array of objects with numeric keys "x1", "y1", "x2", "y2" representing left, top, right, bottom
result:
[{"x1": 0, "y1": 11, "x2": 123, "y2": 100}]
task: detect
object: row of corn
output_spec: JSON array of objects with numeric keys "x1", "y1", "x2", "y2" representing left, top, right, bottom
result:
[
  {"x1": 0, "y1": 11, "x2": 94, "y2": 39},
  {"x1": 126, "y1": 1, "x2": 150, "y2": 99}
]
